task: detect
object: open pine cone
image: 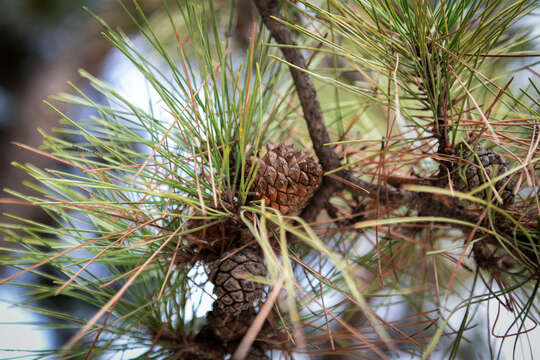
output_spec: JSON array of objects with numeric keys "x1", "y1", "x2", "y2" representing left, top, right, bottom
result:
[
  {"x1": 249, "y1": 143, "x2": 323, "y2": 215},
  {"x1": 451, "y1": 145, "x2": 515, "y2": 206},
  {"x1": 209, "y1": 247, "x2": 266, "y2": 315}
]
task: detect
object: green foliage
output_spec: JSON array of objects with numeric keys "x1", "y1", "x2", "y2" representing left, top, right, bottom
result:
[{"x1": 0, "y1": 0, "x2": 539, "y2": 359}]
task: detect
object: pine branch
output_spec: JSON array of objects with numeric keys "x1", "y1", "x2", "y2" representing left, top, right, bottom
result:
[
  {"x1": 253, "y1": 0, "x2": 472, "y2": 225},
  {"x1": 252, "y1": 0, "x2": 341, "y2": 172},
  {"x1": 2, "y1": 2, "x2": 537, "y2": 358}
]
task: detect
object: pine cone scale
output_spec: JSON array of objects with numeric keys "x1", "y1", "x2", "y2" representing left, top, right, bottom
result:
[{"x1": 224, "y1": 278, "x2": 241, "y2": 292}]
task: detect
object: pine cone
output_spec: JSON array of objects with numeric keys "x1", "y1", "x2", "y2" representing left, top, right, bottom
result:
[
  {"x1": 244, "y1": 343, "x2": 270, "y2": 360},
  {"x1": 249, "y1": 143, "x2": 323, "y2": 215},
  {"x1": 209, "y1": 308, "x2": 272, "y2": 358},
  {"x1": 207, "y1": 307, "x2": 258, "y2": 342},
  {"x1": 451, "y1": 145, "x2": 515, "y2": 206},
  {"x1": 209, "y1": 247, "x2": 266, "y2": 315}
]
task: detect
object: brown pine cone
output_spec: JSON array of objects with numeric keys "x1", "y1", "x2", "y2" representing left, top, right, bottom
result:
[
  {"x1": 244, "y1": 343, "x2": 270, "y2": 360},
  {"x1": 451, "y1": 145, "x2": 515, "y2": 206},
  {"x1": 209, "y1": 247, "x2": 266, "y2": 315},
  {"x1": 249, "y1": 143, "x2": 323, "y2": 215},
  {"x1": 207, "y1": 307, "x2": 258, "y2": 342},
  {"x1": 208, "y1": 308, "x2": 272, "y2": 358}
]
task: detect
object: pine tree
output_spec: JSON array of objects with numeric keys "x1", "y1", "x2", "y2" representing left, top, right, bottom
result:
[{"x1": 1, "y1": 0, "x2": 539, "y2": 359}]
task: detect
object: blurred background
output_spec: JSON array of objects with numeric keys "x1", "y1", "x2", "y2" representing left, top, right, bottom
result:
[
  {"x1": 0, "y1": 1, "x2": 537, "y2": 359},
  {"x1": 0, "y1": 1, "x2": 164, "y2": 357}
]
